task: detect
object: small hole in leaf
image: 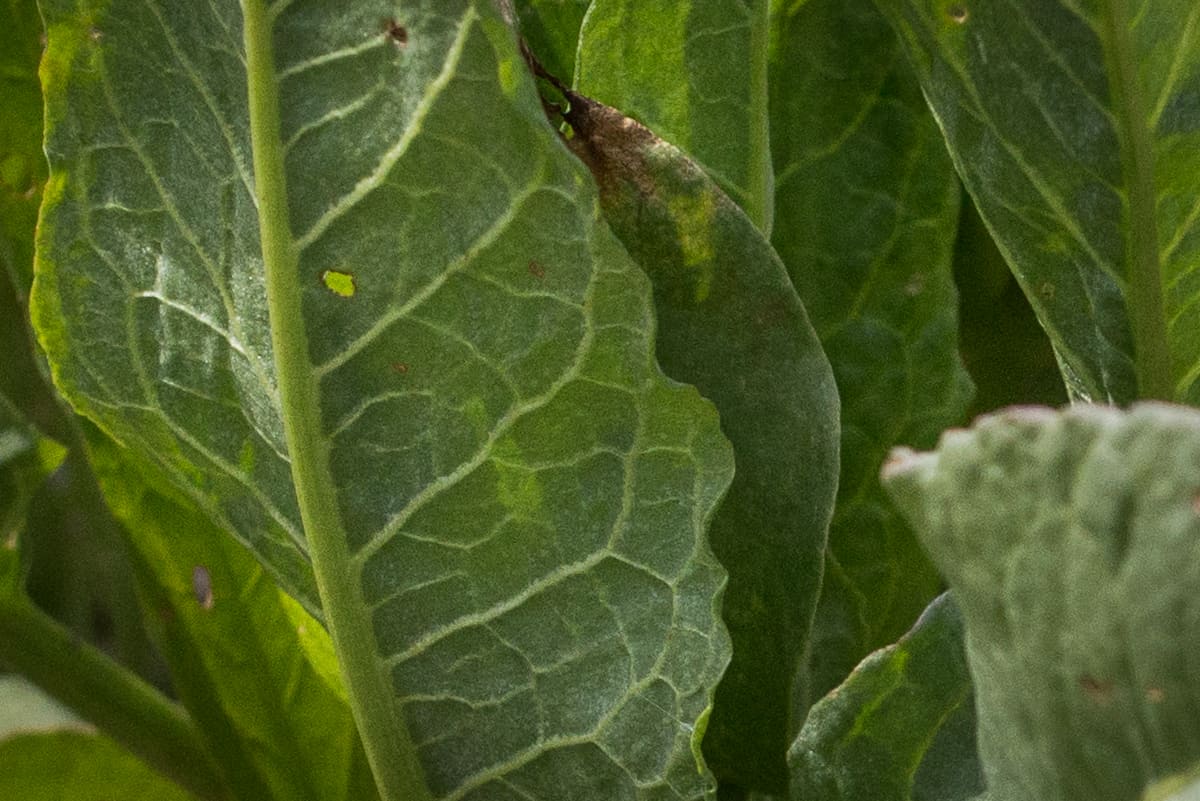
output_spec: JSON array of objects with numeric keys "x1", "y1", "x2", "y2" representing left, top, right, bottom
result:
[
  {"x1": 947, "y1": 4, "x2": 968, "y2": 23},
  {"x1": 528, "y1": 260, "x2": 546, "y2": 279},
  {"x1": 391, "y1": 362, "x2": 410, "y2": 374},
  {"x1": 321, "y1": 269, "x2": 356, "y2": 297},
  {"x1": 192, "y1": 565, "x2": 214, "y2": 610},
  {"x1": 384, "y1": 18, "x2": 408, "y2": 48}
]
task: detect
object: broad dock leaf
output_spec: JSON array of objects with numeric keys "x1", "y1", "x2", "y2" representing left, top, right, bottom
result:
[
  {"x1": 33, "y1": 2, "x2": 735, "y2": 799},
  {"x1": 562, "y1": 91, "x2": 840, "y2": 793},
  {"x1": 769, "y1": 0, "x2": 971, "y2": 706},
  {"x1": 885, "y1": 404, "x2": 1200, "y2": 801},
  {"x1": 576, "y1": 0, "x2": 774, "y2": 231},
  {"x1": 875, "y1": 0, "x2": 1200, "y2": 404}
]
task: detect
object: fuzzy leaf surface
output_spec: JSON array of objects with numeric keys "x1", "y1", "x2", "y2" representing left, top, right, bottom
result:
[
  {"x1": 885, "y1": 404, "x2": 1200, "y2": 801},
  {"x1": 875, "y1": 0, "x2": 1200, "y2": 404},
  {"x1": 563, "y1": 91, "x2": 839, "y2": 793},
  {"x1": 32, "y1": 2, "x2": 735, "y2": 798},
  {"x1": 769, "y1": 0, "x2": 971, "y2": 705}
]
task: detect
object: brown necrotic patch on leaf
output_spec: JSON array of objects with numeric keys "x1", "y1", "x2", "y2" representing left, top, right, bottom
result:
[
  {"x1": 192, "y1": 565, "x2": 214, "y2": 610},
  {"x1": 383, "y1": 18, "x2": 408, "y2": 48}
]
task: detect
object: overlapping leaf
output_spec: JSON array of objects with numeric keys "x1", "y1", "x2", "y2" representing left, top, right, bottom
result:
[
  {"x1": 769, "y1": 0, "x2": 971, "y2": 705},
  {"x1": 0, "y1": 398, "x2": 67, "y2": 596},
  {"x1": 575, "y1": 0, "x2": 773, "y2": 230},
  {"x1": 875, "y1": 0, "x2": 1200, "y2": 405},
  {"x1": 89, "y1": 440, "x2": 376, "y2": 801},
  {"x1": 32, "y1": 1, "x2": 735, "y2": 798},
  {"x1": 562, "y1": 90, "x2": 839, "y2": 793},
  {"x1": 885, "y1": 404, "x2": 1200, "y2": 801},
  {"x1": 512, "y1": 0, "x2": 591, "y2": 84},
  {"x1": 788, "y1": 592, "x2": 983, "y2": 801}
]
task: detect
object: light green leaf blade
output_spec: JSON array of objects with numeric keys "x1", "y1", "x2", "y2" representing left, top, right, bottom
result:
[
  {"x1": 0, "y1": 731, "x2": 193, "y2": 801},
  {"x1": 788, "y1": 592, "x2": 983, "y2": 801},
  {"x1": 884, "y1": 403, "x2": 1200, "y2": 801},
  {"x1": 32, "y1": 2, "x2": 735, "y2": 799},
  {"x1": 0, "y1": 678, "x2": 191, "y2": 801},
  {"x1": 89, "y1": 439, "x2": 376, "y2": 801},
  {"x1": 512, "y1": 0, "x2": 591, "y2": 84},
  {"x1": 874, "y1": 0, "x2": 1200, "y2": 404},
  {"x1": 575, "y1": 0, "x2": 774, "y2": 231},
  {"x1": 562, "y1": 91, "x2": 840, "y2": 793},
  {"x1": 769, "y1": 0, "x2": 971, "y2": 704}
]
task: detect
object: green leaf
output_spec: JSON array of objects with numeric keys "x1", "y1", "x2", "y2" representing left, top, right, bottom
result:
[
  {"x1": 561, "y1": 90, "x2": 840, "y2": 792},
  {"x1": 0, "y1": 730, "x2": 193, "y2": 801},
  {"x1": 768, "y1": 0, "x2": 971, "y2": 704},
  {"x1": 0, "y1": 0, "x2": 44, "y2": 296},
  {"x1": 576, "y1": 0, "x2": 774, "y2": 231},
  {"x1": 32, "y1": 3, "x2": 735, "y2": 799},
  {"x1": 89, "y1": 439, "x2": 376, "y2": 801},
  {"x1": 0, "y1": 397, "x2": 67, "y2": 595},
  {"x1": 512, "y1": 0, "x2": 592, "y2": 84},
  {"x1": 883, "y1": 403, "x2": 1200, "y2": 801},
  {"x1": 788, "y1": 592, "x2": 983, "y2": 801},
  {"x1": 874, "y1": 0, "x2": 1200, "y2": 404}
]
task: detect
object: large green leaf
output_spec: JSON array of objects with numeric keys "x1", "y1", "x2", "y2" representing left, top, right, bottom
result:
[
  {"x1": 875, "y1": 0, "x2": 1200, "y2": 404},
  {"x1": 884, "y1": 403, "x2": 1200, "y2": 801},
  {"x1": 33, "y1": 2, "x2": 735, "y2": 799},
  {"x1": 89, "y1": 440, "x2": 376, "y2": 801},
  {"x1": 768, "y1": 0, "x2": 971, "y2": 705},
  {"x1": 561, "y1": 91, "x2": 839, "y2": 792},
  {"x1": 788, "y1": 592, "x2": 983, "y2": 801},
  {"x1": 575, "y1": 0, "x2": 774, "y2": 231}
]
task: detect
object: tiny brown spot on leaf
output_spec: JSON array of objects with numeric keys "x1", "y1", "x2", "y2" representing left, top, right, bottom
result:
[
  {"x1": 1040, "y1": 282, "x2": 1056, "y2": 301},
  {"x1": 391, "y1": 362, "x2": 409, "y2": 375},
  {"x1": 1079, "y1": 675, "x2": 1113, "y2": 703},
  {"x1": 1145, "y1": 686, "x2": 1165, "y2": 703},
  {"x1": 384, "y1": 18, "x2": 408, "y2": 48},
  {"x1": 88, "y1": 26, "x2": 103, "y2": 41},
  {"x1": 528, "y1": 260, "x2": 546, "y2": 279},
  {"x1": 947, "y1": 4, "x2": 968, "y2": 23},
  {"x1": 904, "y1": 274, "x2": 926, "y2": 297},
  {"x1": 192, "y1": 565, "x2": 214, "y2": 610}
]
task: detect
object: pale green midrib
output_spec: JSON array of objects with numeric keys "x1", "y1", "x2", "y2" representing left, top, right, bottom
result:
[
  {"x1": 1103, "y1": 0, "x2": 1174, "y2": 401},
  {"x1": 240, "y1": 4, "x2": 431, "y2": 801},
  {"x1": 748, "y1": 0, "x2": 773, "y2": 235}
]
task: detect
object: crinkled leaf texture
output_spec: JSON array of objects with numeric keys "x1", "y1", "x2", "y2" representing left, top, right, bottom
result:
[
  {"x1": 884, "y1": 404, "x2": 1200, "y2": 801},
  {"x1": 875, "y1": 0, "x2": 1200, "y2": 405},
  {"x1": 32, "y1": 1, "x2": 735, "y2": 799},
  {"x1": 788, "y1": 592, "x2": 983, "y2": 801},
  {"x1": 562, "y1": 90, "x2": 839, "y2": 793}
]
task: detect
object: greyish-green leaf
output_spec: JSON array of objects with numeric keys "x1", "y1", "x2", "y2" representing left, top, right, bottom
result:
[
  {"x1": 575, "y1": 0, "x2": 774, "y2": 231},
  {"x1": 769, "y1": 0, "x2": 971, "y2": 706},
  {"x1": 561, "y1": 89, "x2": 840, "y2": 793},
  {"x1": 788, "y1": 592, "x2": 983, "y2": 801},
  {"x1": 884, "y1": 403, "x2": 1200, "y2": 801},
  {"x1": 875, "y1": 0, "x2": 1200, "y2": 404},
  {"x1": 32, "y1": 2, "x2": 735, "y2": 799}
]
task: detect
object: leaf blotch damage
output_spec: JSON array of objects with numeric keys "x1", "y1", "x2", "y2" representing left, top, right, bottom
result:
[
  {"x1": 527, "y1": 260, "x2": 546, "y2": 279},
  {"x1": 384, "y1": 18, "x2": 408, "y2": 48},
  {"x1": 320, "y1": 269, "x2": 356, "y2": 298},
  {"x1": 946, "y1": 4, "x2": 968, "y2": 23}
]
